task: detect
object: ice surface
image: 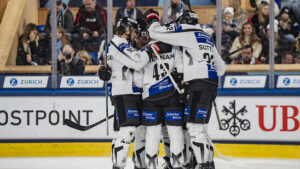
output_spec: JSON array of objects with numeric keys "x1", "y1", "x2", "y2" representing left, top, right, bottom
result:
[{"x1": 0, "y1": 157, "x2": 299, "y2": 169}]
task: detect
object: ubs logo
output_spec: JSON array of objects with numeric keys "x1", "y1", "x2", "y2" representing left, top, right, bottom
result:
[
  {"x1": 10, "y1": 78, "x2": 18, "y2": 86},
  {"x1": 230, "y1": 78, "x2": 238, "y2": 86},
  {"x1": 283, "y1": 77, "x2": 290, "y2": 86},
  {"x1": 67, "y1": 78, "x2": 75, "y2": 86},
  {"x1": 221, "y1": 100, "x2": 250, "y2": 137}
]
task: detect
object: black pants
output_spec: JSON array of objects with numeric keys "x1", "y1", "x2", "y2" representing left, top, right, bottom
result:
[
  {"x1": 142, "y1": 90, "x2": 184, "y2": 126},
  {"x1": 184, "y1": 80, "x2": 217, "y2": 124},
  {"x1": 112, "y1": 94, "x2": 142, "y2": 129}
]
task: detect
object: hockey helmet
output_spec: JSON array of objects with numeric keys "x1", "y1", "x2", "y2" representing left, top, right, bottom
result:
[
  {"x1": 176, "y1": 10, "x2": 199, "y2": 25},
  {"x1": 116, "y1": 17, "x2": 138, "y2": 35},
  {"x1": 136, "y1": 18, "x2": 149, "y2": 38}
]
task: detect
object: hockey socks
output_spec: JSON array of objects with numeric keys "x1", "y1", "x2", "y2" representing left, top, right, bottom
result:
[
  {"x1": 186, "y1": 123, "x2": 211, "y2": 166},
  {"x1": 145, "y1": 125, "x2": 161, "y2": 169},
  {"x1": 133, "y1": 125, "x2": 147, "y2": 168},
  {"x1": 112, "y1": 126, "x2": 135, "y2": 168},
  {"x1": 167, "y1": 125, "x2": 184, "y2": 168}
]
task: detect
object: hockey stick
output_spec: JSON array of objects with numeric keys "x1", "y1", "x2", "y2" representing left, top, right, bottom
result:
[
  {"x1": 101, "y1": 19, "x2": 109, "y2": 136},
  {"x1": 213, "y1": 100, "x2": 223, "y2": 130},
  {"x1": 104, "y1": 43, "x2": 109, "y2": 136},
  {"x1": 64, "y1": 114, "x2": 114, "y2": 131},
  {"x1": 150, "y1": 45, "x2": 184, "y2": 94},
  {"x1": 204, "y1": 126, "x2": 234, "y2": 161}
]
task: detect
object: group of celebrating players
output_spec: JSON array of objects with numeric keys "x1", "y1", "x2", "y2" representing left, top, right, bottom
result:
[{"x1": 98, "y1": 8, "x2": 226, "y2": 169}]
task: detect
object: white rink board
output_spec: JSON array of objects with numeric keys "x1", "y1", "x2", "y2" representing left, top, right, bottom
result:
[
  {"x1": 0, "y1": 96, "x2": 299, "y2": 141},
  {"x1": 0, "y1": 97, "x2": 115, "y2": 139}
]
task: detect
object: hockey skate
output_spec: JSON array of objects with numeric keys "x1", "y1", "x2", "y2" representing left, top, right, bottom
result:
[
  {"x1": 134, "y1": 167, "x2": 146, "y2": 169},
  {"x1": 162, "y1": 156, "x2": 173, "y2": 169},
  {"x1": 194, "y1": 163, "x2": 212, "y2": 169},
  {"x1": 208, "y1": 161, "x2": 215, "y2": 169},
  {"x1": 112, "y1": 165, "x2": 124, "y2": 169}
]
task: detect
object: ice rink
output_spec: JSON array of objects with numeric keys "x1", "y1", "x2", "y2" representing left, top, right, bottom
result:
[{"x1": 0, "y1": 157, "x2": 299, "y2": 169}]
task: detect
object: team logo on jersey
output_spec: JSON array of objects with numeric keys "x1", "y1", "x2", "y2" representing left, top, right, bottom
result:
[{"x1": 220, "y1": 100, "x2": 250, "y2": 137}]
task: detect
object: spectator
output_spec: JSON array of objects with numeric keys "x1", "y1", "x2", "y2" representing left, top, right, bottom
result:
[
  {"x1": 223, "y1": 7, "x2": 237, "y2": 29},
  {"x1": 250, "y1": 0, "x2": 280, "y2": 17},
  {"x1": 73, "y1": 0, "x2": 107, "y2": 52},
  {"x1": 229, "y1": 22, "x2": 262, "y2": 61},
  {"x1": 115, "y1": 0, "x2": 143, "y2": 25},
  {"x1": 222, "y1": 0, "x2": 248, "y2": 33},
  {"x1": 16, "y1": 23, "x2": 50, "y2": 65},
  {"x1": 282, "y1": 0, "x2": 300, "y2": 24},
  {"x1": 222, "y1": 7, "x2": 239, "y2": 41},
  {"x1": 166, "y1": 0, "x2": 189, "y2": 23},
  {"x1": 277, "y1": 7, "x2": 299, "y2": 42},
  {"x1": 251, "y1": 1, "x2": 270, "y2": 38},
  {"x1": 211, "y1": 20, "x2": 233, "y2": 64},
  {"x1": 281, "y1": 52, "x2": 294, "y2": 64},
  {"x1": 294, "y1": 35, "x2": 300, "y2": 55},
  {"x1": 295, "y1": 54, "x2": 300, "y2": 64},
  {"x1": 258, "y1": 21, "x2": 290, "y2": 64},
  {"x1": 233, "y1": 45, "x2": 262, "y2": 64},
  {"x1": 44, "y1": 0, "x2": 74, "y2": 38},
  {"x1": 58, "y1": 44, "x2": 85, "y2": 75},
  {"x1": 77, "y1": 50, "x2": 98, "y2": 65},
  {"x1": 55, "y1": 27, "x2": 70, "y2": 62}
]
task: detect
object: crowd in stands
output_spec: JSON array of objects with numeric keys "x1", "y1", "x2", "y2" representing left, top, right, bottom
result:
[{"x1": 15, "y1": 0, "x2": 300, "y2": 75}]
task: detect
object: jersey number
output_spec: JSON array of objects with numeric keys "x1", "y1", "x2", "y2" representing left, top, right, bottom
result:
[
  {"x1": 153, "y1": 63, "x2": 169, "y2": 80},
  {"x1": 186, "y1": 51, "x2": 214, "y2": 65},
  {"x1": 203, "y1": 53, "x2": 214, "y2": 65}
]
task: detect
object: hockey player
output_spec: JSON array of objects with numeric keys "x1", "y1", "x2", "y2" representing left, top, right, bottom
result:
[
  {"x1": 99, "y1": 17, "x2": 150, "y2": 169},
  {"x1": 144, "y1": 9, "x2": 226, "y2": 169},
  {"x1": 140, "y1": 38, "x2": 185, "y2": 169}
]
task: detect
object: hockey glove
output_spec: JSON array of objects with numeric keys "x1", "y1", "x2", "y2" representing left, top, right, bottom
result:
[
  {"x1": 178, "y1": 85, "x2": 187, "y2": 104},
  {"x1": 144, "y1": 8, "x2": 159, "y2": 27},
  {"x1": 98, "y1": 65, "x2": 112, "y2": 81},
  {"x1": 171, "y1": 70, "x2": 186, "y2": 103}
]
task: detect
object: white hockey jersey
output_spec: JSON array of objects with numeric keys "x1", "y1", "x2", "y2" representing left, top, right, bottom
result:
[
  {"x1": 107, "y1": 35, "x2": 149, "y2": 96},
  {"x1": 148, "y1": 23, "x2": 226, "y2": 83},
  {"x1": 140, "y1": 42, "x2": 183, "y2": 99}
]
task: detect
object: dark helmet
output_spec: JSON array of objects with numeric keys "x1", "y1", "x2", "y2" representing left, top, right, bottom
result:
[
  {"x1": 176, "y1": 10, "x2": 199, "y2": 25},
  {"x1": 116, "y1": 17, "x2": 138, "y2": 35},
  {"x1": 136, "y1": 18, "x2": 149, "y2": 37}
]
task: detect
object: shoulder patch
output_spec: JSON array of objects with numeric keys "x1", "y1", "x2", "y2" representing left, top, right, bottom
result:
[{"x1": 118, "y1": 43, "x2": 131, "y2": 52}]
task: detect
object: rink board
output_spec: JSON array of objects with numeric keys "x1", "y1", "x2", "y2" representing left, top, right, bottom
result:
[{"x1": 0, "y1": 89, "x2": 300, "y2": 158}]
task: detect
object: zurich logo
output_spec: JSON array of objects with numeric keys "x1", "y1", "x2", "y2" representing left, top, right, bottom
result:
[
  {"x1": 283, "y1": 77, "x2": 290, "y2": 86},
  {"x1": 10, "y1": 78, "x2": 18, "y2": 86},
  {"x1": 230, "y1": 78, "x2": 238, "y2": 86},
  {"x1": 66, "y1": 78, "x2": 75, "y2": 86}
]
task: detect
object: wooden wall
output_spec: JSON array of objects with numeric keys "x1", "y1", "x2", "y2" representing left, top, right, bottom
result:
[
  {"x1": 0, "y1": 0, "x2": 10, "y2": 25},
  {"x1": 1, "y1": 64, "x2": 300, "y2": 74},
  {"x1": 0, "y1": 0, "x2": 39, "y2": 66}
]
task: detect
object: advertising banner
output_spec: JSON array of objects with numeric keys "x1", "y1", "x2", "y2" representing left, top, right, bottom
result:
[
  {"x1": 223, "y1": 76, "x2": 267, "y2": 88},
  {"x1": 277, "y1": 76, "x2": 300, "y2": 88},
  {"x1": 0, "y1": 96, "x2": 114, "y2": 139},
  {"x1": 3, "y1": 76, "x2": 49, "y2": 88},
  {"x1": 0, "y1": 96, "x2": 299, "y2": 142},
  {"x1": 210, "y1": 97, "x2": 300, "y2": 141},
  {"x1": 60, "y1": 76, "x2": 104, "y2": 88}
]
